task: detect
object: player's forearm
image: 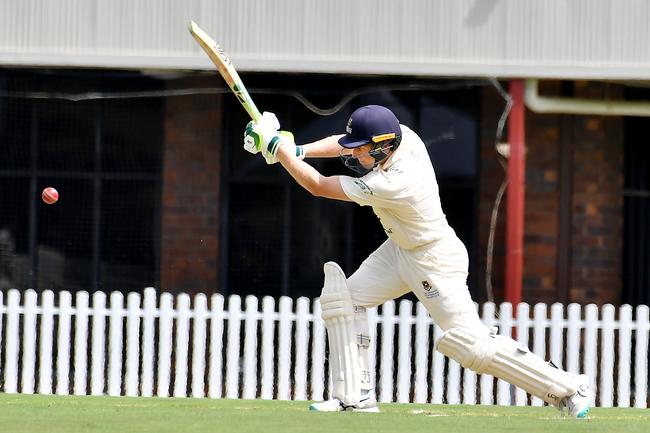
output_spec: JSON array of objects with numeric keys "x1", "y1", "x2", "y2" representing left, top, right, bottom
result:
[
  {"x1": 299, "y1": 134, "x2": 344, "y2": 158},
  {"x1": 277, "y1": 145, "x2": 349, "y2": 201},
  {"x1": 277, "y1": 145, "x2": 324, "y2": 193}
]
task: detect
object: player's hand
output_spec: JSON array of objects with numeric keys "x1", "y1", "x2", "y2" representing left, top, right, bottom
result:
[
  {"x1": 243, "y1": 113, "x2": 305, "y2": 164},
  {"x1": 243, "y1": 111, "x2": 279, "y2": 154}
]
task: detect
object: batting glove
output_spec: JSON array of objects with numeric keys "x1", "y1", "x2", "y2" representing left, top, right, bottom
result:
[
  {"x1": 243, "y1": 113, "x2": 305, "y2": 165},
  {"x1": 243, "y1": 111, "x2": 279, "y2": 154}
]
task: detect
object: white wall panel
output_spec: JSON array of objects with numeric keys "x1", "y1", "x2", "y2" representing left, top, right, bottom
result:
[{"x1": 0, "y1": 0, "x2": 649, "y2": 79}]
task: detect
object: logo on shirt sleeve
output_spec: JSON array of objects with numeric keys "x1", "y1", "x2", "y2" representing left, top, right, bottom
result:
[{"x1": 353, "y1": 178, "x2": 373, "y2": 195}]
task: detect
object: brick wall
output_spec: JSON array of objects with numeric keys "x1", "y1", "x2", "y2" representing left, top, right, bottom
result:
[
  {"x1": 160, "y1": 77, "x2": 222, "y2": 294},
  {"x1": 523, "y1": 82, "x2": 563, "y2": 303},
  {"x1": 478, "y1": 81, "x2": 624, "y2": 305},
  {"x1": 569, "y1": 82, "x2": 624, "y2": 304}
]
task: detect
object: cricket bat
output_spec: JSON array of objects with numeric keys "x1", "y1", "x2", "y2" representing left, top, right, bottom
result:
[{"x1": 188, "y1": 21, "x2": 262, "y2": 122}]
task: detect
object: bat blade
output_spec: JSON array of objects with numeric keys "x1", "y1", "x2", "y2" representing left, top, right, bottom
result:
[{"x1": 188, "y1": 21, "x2": 262, "y2": 121}]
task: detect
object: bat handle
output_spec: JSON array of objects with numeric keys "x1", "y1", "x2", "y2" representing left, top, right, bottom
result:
[{"x1": 249, "y1": 106, "x2": 262, "y2": 122}]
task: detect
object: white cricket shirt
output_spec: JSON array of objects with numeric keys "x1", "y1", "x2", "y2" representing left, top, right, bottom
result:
[{"x1": 339, "y1": 125, "x2": 456, "y2": 251}]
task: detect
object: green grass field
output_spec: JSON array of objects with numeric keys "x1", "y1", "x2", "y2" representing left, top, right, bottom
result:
[{"x1": 2, "y1": 393, "x2": 649, "y2": 433}]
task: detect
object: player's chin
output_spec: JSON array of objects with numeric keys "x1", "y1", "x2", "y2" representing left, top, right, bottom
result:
[{"x1": 360, "y1": 160, "x2": 374, "y2": 169}]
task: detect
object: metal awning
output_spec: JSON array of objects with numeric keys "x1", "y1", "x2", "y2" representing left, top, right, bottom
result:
[{"x1": 1, "y1": 0, "x2": 649, "y2": 80}]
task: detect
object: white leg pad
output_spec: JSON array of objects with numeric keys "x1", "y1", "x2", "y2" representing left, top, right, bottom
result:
[
  {"x1": 353, "y1": 305, "x2": 372, "y2": 390},
  {"x1": 435, "y1": 327, "x2": 578, "y2": 406},
  {"x1": 320, "y1": 262, "x2": 361, "y2": 406}
]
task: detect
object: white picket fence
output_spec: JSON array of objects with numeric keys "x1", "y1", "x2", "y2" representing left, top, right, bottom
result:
[{"x1": 0, "y1": 287, "x2": 648, "y2": 408}]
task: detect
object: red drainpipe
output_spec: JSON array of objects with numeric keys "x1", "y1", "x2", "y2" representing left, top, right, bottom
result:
[{"x1": 505, "y1": 79, "x2": 526, "y2": 309}]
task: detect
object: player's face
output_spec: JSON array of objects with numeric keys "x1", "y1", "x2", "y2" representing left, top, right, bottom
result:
[{"x1": 352, "y1": 143, "x2": 376, "y2": 169}]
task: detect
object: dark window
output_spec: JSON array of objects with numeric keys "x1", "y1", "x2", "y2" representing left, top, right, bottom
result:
[
  {"x1": 623, "y1": 87, "x2": 650, "y2": 306},
  {"x1": 0, "y1": 69, "x2": 163, "y2": 292}
]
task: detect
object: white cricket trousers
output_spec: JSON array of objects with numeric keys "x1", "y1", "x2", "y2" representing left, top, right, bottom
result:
[{"x1": 347, "y1": 236, "x2": 485, "y2": 332}]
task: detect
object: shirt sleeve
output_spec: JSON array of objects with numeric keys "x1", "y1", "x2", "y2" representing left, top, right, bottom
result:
[{"x1": 339, "y1": 169, "x2": 408, "y2": 208}]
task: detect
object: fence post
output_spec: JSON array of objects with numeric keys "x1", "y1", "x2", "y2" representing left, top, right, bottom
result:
[
  {"x1": 108, "y1": 292, "x2": 125, "y2": 396},
  {"x1": 55, "y1": 291, "x2": 72, "y2": 395},
  {"x1": 293, "y1": 297, "x2": 310, "y2": 401},
  {"x1": 157, "y1": 292, "x2": 174, "y2": 397},
  {"x1": 584, "y1": 304, "x2": 598, "y2": 405},
  {"x1": 208, "y1": 294, "x2": 225, "y2": 399},
  {"x1": 379, "y1": 300, "x2": 395, "y2": 402},
  {"x1": 21, "y1": 289, "x2": 38, "y2": 394},
  {"x1": 225, "y1": 295, "x2": 242, "y2": 399},
  {"x1": 634, "y1": 305, "x2": 649, "y2": 408},
  {"x1": 600, "y1": 304, "x2": 615, "y2": 407},
  {"x1": 125, "y1": 292, "x2": 141, "y2": 397},
  {"x1": 431, "y1": 322, "x2": 445, "y2": 404},
  {"x1": 173, "y1": 293, "x2": 191, "y2": 397},
  {"x1": 310, "y1": 299, "x2": 325, "y2": 401},
  {"x1": 72, "y1": 291, "x2": 88, "y2": 395},
  {"x1": 414, "y1": 302, "x2": 430, "y2": 404},
  {"x1": 4, "y1": 289, "x2": 20, "y2": 393},
  {"x1": 90, "y1": 291, "x2": 107, "y2": 395},
  {"x1": 260, "y1": 296, "x2": 276, "y2": 399},
  {"x1": 38, "y1": 290, "x2": 55, "y2": 395},
  {"x1": 617, "y1": 304, "x2": 633, "y2": 407},
  {"x1": 141, "y1": 288, "x2": 156, "y2": 397},
  {"x1": 192, "y1": 293, "x2": 208, "y2": 398},
  {"x1": 397, "y1": 299, "x2": 413, "y2": 403},
  {"x1": 242, "y1": 295, "x2": 259, "y2": 400},
  {"x1": 277, "y1": 297, "x2": 294, "y2": 400},
  {"x1": 566, "y1": 303, "x2": 582, "y2": 374}
]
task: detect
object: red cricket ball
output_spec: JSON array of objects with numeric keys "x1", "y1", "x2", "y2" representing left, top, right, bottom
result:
[{"x1": 42, "y1": 187, "x2": 59, "y2": 205}]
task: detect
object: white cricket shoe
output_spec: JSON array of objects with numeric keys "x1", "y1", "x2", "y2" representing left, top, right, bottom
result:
[
  {"x1": 309, "y1": 393, "x2": 379, "y2": 413},
  {"x1": 564, "y1": 374, "x2": 590, "y2": 419}
]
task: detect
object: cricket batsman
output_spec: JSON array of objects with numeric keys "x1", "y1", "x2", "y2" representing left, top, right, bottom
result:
[{"x1": 243, "y1": 105, "x2": 591, "y2": 418}]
